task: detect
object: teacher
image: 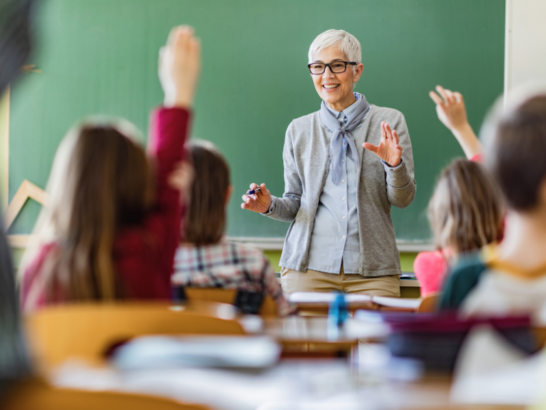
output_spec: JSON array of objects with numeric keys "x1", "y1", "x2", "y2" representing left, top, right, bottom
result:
[{"x1": 242, "y1": 29, "x2": 416, "y2": 297}]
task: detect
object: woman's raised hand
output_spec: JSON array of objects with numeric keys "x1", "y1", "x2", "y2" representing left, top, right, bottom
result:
[
  {"x1": 363, "y1": 121, "x2": 402, "y2": 167},
  {"x1": 241, "y1": 183, "x2": 272, "y2": 214},
  {"x1": 159, "y1": 26, "x2": 201, "y2": 109}
]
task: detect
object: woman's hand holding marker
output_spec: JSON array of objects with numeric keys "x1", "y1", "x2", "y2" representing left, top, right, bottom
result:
[
  {"x1": 363, "y1": 121, "x2": 403, "y2": 167},
  {"x1": 241, "y1": 183, "x2": 272, "y2": 213}
]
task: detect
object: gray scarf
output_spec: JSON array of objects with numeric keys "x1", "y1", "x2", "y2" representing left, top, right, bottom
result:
[{"x1": 319, "y1": 95, "x2": 371, "y2": 184}]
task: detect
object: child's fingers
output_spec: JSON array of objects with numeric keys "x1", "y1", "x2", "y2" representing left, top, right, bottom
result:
[
  {"x1": 429, "y1": 91, "x2": 444, "y2": 106},
  {"x1": 435, "y1": 85, "x2": 449, "y2": 105},
  {"x1": 445, "y1": 89, "x2": 456, "y2": 104},
  {"x1": 167, "y1": 26, "x2": 185, "y2": 48},
  {"x1": 190, "y1": 37, "x2": 201, "y2": 60},
  {"x1": 454, "y1": 91, "x2": 464, "y2": 104}
]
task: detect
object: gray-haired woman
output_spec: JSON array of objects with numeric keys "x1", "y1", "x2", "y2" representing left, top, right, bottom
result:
[{"x1": 242, "y1": 29, "x2": 416, "y2": 297}]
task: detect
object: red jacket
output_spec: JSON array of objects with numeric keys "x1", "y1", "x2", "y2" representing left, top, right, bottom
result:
[{"x1": 21, "y1": 107, "x2": 190, "y2": 309}]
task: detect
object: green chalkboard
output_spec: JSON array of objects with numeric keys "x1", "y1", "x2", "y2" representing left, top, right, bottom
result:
[{"x1": 9, "y1": 0, "x2": 505, "y2": 242}]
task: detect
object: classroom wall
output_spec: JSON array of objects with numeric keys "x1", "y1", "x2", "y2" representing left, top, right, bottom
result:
[
  {"x1": 6, "y1": 0, "x2": 506, "y2": 247},
  {"x1": 8, "y1": 0, "x2": 544, "y2": 285},
  {"x1": 505, "y1": 0, "x2": 546, "y2": 93}
]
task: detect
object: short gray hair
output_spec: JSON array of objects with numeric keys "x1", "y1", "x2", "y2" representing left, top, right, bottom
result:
[{"x1": 308, "y1": 29, "x2": 362, "y2": 64}]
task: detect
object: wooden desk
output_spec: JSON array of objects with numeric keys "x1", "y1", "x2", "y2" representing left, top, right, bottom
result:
[
  {"x1": 49, "y1": 360, "x2": 527, "y2": 410},
  {"x1": 261, "y1": 316, "x2": 389, "y2": 357}
]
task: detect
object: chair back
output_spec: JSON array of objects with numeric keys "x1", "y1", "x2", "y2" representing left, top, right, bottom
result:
[
  {"x1": 185, "y1": 287, "x2": 279, "y2": 316},
  {"x1": 417, "y1": 292, "x2": 440, "y2": 313},
  {"x1": 25, "y1": 302, "x2": 246, "y2": 367},
  {"x1": 3, "y1": 379, "x2": 210, "y2": 410}
]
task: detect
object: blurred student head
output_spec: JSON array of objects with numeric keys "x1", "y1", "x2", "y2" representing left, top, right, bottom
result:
[
  {"x1": 23, "y1": 118, "x2": 152, "y2": 308},
  {"x1": 184, "y1": 140, "x2": 232, "y2": 246},
  {"x1": 0, "y1": 0, "x2": 35, "y2": 386},
  {"x1": 484, "y1": 91, "x2": 546, "y2": 213},
  {"x1": 428, "y1": 158, "x2": 504, "y2": 257},
  {"x1": 0, "y1": 0, "x2": 34, "y2": 95}
]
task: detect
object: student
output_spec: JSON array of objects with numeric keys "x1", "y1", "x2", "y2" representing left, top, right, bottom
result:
[
  {"x1": 413, "y1": 86, "x2": 498, "y2": 296},
  {"x1": 415, "y1": 159, "x2": 504, "y2": 297},
  {"x1": 446, "y1": 91, "x2": 546, "y2": 321},
  {"x1": 20, "y1": 26, "x2": 200, "y2": 312},
  {"x1": 172, "y1": 141, "x2": 294, "y2": 316}
]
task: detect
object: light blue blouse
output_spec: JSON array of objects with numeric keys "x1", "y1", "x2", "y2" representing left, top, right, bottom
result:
[{"x1": 307, "y1": 94, "x2": 362, "y2": 274}]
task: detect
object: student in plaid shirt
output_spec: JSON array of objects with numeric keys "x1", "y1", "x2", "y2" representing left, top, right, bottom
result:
[{"x1": 172, "y1": 141, "x2": 293, "y2": 316}]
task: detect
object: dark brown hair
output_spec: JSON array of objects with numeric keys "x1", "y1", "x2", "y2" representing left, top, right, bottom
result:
[
  {"x1": 185, "y1": 141, "x2": 230, "y2": 245},
  {"x1": 486, "y1": 95, "x2": 546, "y2": 211},
  {"x1": 428, "y1": 159, "x2": 504, "y2": 256},
  {"x1": 22, "y1": 120, "x2": 151, "y2": 310}
]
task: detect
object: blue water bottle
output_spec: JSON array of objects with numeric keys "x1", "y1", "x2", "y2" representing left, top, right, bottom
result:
[{"x1": 328, "y1": 292, "x2": 348, "y2": 328}]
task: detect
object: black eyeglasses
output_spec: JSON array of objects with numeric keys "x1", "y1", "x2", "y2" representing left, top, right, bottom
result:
[{"x1": 307, "y1": 61, "x2": 357, "y2": 75}]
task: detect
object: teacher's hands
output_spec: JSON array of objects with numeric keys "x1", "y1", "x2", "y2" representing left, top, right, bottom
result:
[
  {"x1": 241, "y1": 183, "x2": 272, "y2": 213},
  {"x1": 363, "y1": 121, "x2": 402, "y2": 167}
]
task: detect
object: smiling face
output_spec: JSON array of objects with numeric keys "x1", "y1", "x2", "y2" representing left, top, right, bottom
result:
[{"x1": 310, "y1": 46, "x2": 363, "y2": 112}]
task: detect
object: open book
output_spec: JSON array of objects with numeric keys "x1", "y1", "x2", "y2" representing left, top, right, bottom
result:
[
  {"x1": 371, "y1": 296, "x2": 421, "y2": 310},
  {"x1": 288, "y1": 292, "x2": 421, "y2": 311}
]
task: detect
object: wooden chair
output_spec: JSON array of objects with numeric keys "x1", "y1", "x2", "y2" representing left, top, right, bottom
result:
[
  {"x1": 416, "y1": 292, "x2": 440, "y2": 313},
  {"x1": 25, "y1": 301, "x2": 246, "y2": 368},
  {"x1": 3, "y1": 379, "x2": 210, "y2": 410},
  {"x1": 184, "y1": 287, "x2": 279, "y2": 316}
]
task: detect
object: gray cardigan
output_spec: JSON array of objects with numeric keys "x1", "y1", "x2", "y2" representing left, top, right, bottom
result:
[{"x1": 265, "y1": 105, "x2": 416, "y2": 277}]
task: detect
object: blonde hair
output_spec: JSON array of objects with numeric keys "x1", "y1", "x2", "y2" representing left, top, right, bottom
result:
[
  {"x1": 21, "y1": 118, "x2": 151, "y2": 311},
  {"x1": 428, "y1": 159, "x2": 503, "y2": 257}
]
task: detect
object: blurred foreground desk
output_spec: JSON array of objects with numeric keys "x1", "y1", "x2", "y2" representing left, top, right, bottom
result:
[{"x1": 51, "y1": 360, "x2": 526, "y2": 410}]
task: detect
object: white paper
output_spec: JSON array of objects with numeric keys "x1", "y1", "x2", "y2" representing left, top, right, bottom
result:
[
  {"x1": 112, "y1": 335, "x2": 280, "y2": 370},
  {"x1": 289, "y1": 292, "x2": 371, "y2": 304},
  {"x1": 371, "y1": 296, "x2": 420, "y2": 309}
]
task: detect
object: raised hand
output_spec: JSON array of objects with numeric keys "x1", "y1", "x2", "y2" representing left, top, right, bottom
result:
[
  {"x1": 241, "y1": 183, "x2": 272, "y2": 214},
  {"x1": 429, "y1": 85, "x2": 481, "y2": 160},
  {"x1": 159, "y1": 26, "x2": 201, "y2": 109},
  {"x1": 363, "y1": 121, "x2": 402, "y2": 167},
  {"x1": 429, "y1": 85, "x2": 468, "y2": 132}
]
